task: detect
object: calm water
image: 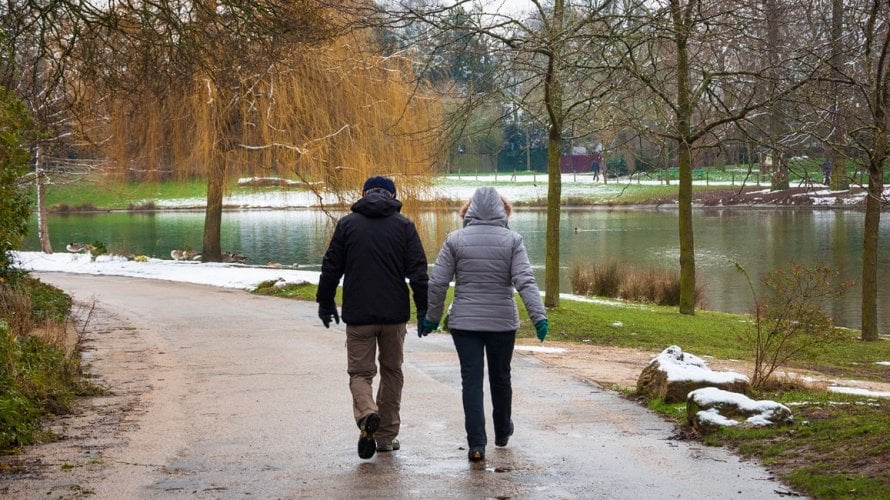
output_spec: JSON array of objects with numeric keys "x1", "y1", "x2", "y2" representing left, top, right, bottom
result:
[{"x1": 23, "y1": 207, "x2": 890, "y2": 333}]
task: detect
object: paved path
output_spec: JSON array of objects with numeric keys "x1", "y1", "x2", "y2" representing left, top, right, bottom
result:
[{"x1": 3, "y1": 273, "x2": 800, "y2": 499}]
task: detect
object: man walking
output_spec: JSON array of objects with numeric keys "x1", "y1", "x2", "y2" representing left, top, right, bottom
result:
[{"x1": 316, "y1": 176, "x2": 429, "y2": 460}]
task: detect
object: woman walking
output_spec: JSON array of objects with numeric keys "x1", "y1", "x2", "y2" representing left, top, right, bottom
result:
[{"x1": 421, "y1": 187, "x2": 548, "y2": 462}]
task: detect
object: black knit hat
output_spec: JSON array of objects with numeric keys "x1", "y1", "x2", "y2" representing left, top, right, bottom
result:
[{"x1": 362, "y1": 176, "x2": 397, "y2": 198}]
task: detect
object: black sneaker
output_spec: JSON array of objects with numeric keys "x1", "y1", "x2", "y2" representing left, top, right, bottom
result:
[
  {"x1": 468, "y1": 447, "x2": 485, "y2": 462},
  {"x1": 495, "y1": 421, "x2": 514, "y2": 447},
  {"x1": 357, "y1": 413, "x2": 380, "y2": 459}
]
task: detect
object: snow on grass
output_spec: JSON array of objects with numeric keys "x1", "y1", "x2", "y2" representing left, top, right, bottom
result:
[
  {"x1": 827, "y1": 386, "x2": 890, "y2": 399},
  {"x1": 515, "y1": 345, "x2": 568, "y2": 354},
  {"x1": 13, "y1": 251, "x2": 320, "y2": 290},
  {"x1": 146, "y1": 175, "x2": 890, "y2": 209}
]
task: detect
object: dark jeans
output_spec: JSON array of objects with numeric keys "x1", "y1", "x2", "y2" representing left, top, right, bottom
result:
[{"x1": 450, "y1": 329, "x2": 516, "y2": 448}]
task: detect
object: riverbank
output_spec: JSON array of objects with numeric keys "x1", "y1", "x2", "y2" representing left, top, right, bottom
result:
[{"x1": 42, "y1": 173, "x2": 890, "y2": 211}]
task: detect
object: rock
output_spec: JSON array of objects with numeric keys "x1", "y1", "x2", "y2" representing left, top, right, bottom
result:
[
  {"x1": 636, "y1": 345, "x2": 750, "y2": 403},
  {"x1": 687, "y1": 387, "x2": 793, "y2": 433}
]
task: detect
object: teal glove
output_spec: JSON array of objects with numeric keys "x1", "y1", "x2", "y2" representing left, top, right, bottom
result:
[
  {"x1": 534, "y1": 319, "x2": 549, "y2": 342},
  {"x1": 419, "y1": 318, "x2": 439, "y2": 338}
]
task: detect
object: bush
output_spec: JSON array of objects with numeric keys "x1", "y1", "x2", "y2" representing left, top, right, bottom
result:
[
  {"x1": 0, "y1": 86, "x2": 34, "y2": 278},
  {"x1": 736, "y1": 262, "x2": 853, "y2": 389},
  {"x1": 0, "y1": 277, "x2": 84, "y2": 451}
]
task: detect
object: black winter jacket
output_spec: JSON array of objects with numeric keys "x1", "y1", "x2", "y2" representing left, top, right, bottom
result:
[{"x1": 316, "y1": 192, "x2": 429, "y2": 325}]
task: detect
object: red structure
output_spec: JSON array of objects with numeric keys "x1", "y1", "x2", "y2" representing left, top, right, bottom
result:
[{"x1": 560, "y1": 154, "x2": 595, "y2": 173}]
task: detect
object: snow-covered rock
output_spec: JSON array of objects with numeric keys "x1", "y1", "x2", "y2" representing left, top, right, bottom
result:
[
  {"x1": 687, "y1": 387, "x2": 793, "y2": 433},
  {"x1": 636, "y1": 345, "x2": 750, "y2": 403}
]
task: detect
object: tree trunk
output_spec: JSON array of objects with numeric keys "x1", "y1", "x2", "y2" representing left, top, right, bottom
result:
[
  {"x1": 35, "y1": 146, "x2": 52, "y2": 254},
  {"x1": 542, "y1": 0, "x2": 565, "y2": 309},
  {"x1": 525, "y1": 127, "x2": 532, "y2": 172},
  {"x1": 828, "y1": 0, "x2": 849, "y2": 190},
  {"x1": 673, "y1": 0, "x2": 696, "y2": 315},
  {"x1": 859, "y1": 0, "x2": 888, "y2": 340},
  {"x1": 766, "y1": 0, "x2": 789, "y2": 191},
  {"x1": 202, "y1": 157, "x2": 225, "y2": 262},
  {"x1": 544, "y1": 127, "x2": 562, "y2": 308},
  {"x1": 860, "y1": 163, "x2": 881, "y2": 341}
]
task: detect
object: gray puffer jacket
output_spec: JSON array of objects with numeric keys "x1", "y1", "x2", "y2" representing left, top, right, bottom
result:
[{"x1": 426, "y1": 187, "x2": 547, "y2": 332}]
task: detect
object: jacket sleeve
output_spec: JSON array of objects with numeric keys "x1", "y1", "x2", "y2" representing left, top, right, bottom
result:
[
  {"x1": 316, "y1": 220, "x2": 346, "y2": 306},
  {"x1": 426, "y1": 235, "x2": 456, "y2": 323},
  {"x1": 511, "y1": 233, "x2": 547, "y2": 325},
  {"x1": 405, "y1": 221, "x2": 429, "y2": 313}
]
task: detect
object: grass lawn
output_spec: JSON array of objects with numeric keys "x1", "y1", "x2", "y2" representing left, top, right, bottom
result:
[
  {"x1": 43, "y1": 177, "x2": 214, "y2": 210},
  {"x1": 42, "y1": 175, "x2": 747, "y2": 210}
]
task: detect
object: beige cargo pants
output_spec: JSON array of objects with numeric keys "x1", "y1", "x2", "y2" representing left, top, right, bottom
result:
[{"x1": 346, "y1": 323, "x2": 407, "y2": 444}]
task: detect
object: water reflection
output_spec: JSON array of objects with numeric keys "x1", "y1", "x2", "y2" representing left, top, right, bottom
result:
[{"x1": 24, "y1": 207, "x2": 889, "y2": 332}]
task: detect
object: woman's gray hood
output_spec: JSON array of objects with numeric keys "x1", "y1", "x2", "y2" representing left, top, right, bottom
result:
[{"x1": 464, "y1": 187, "x2": 507, "y2": 227}]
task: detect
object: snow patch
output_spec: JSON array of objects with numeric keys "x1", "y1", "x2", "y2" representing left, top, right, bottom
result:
[
  {"x1": 515, "y1": 345, "x2": 567, "y2": 354},
  {"x1": 828, "y1": 386, "x2": 890, "y2": 399}
]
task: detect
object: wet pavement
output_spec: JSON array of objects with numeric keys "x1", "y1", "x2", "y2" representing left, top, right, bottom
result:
[{"x1": 5, "y1": 273, "x2": 801, "y2": 499}]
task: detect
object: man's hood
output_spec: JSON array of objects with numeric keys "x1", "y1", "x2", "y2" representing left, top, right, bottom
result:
[{"x1": 351, "y1": 191, "x2": 402, "y2": 218}]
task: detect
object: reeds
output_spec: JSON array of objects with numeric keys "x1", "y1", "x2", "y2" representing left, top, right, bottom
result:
[{"x1": 569, "y1": 260, "x2": 704, "y2": 306}]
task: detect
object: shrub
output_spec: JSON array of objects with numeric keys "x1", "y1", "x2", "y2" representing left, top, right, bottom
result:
[
  {"x1": 736, "y1": 262, "x2": 853, "y2": 389},
  {"x1": 89, "y1": 240, "x2": 108, "y2": 259},
  {"x1": 0, "y1": 277, "x2": 85, "y2": 451},
  {"x1": 0, "y1": 86, "x2": 33, "y2": 278}
]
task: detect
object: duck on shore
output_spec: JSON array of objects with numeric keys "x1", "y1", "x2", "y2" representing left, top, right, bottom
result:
[
  {"x1": 66, "y1": 242, "x2": 94, "y2": 253},
  {"x1": 170, "y1": 249, "x2": 201, "y2": 261},
  {"x1": 222, "y1": 252, "x2": 247, "y2": 263}
]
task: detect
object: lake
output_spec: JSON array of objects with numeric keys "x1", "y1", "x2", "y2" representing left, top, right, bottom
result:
[{"x1": 23, "y1": 207, "x2": 890, "y2": 333}]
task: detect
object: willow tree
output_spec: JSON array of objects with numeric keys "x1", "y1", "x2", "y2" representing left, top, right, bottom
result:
[
  {"x1": 82, "y1": 31, "x2": 441, "y2": 253},
  {"x1": 69, "y1": 2, "x2": 440, "y2": 260}
]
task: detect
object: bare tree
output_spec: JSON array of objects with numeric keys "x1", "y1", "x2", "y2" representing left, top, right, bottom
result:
[
  {"x1": 381, "y1": 0, "x2": 618, "y2": 307},
  {"x1": 2, "y1": 1, "x2": 94, "y2": 253},
  {"x1": 795, "y1": 0, "x2": 890, "y2": 340},
  {"x1": 846, "y1": 0, "x2": 889, "y2": 341},
  {"x1": 611, "y1": 0, "x2": 820, "y2": 314}
]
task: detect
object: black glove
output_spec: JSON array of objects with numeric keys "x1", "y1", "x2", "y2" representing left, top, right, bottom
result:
[
  {"x1": 416, "y1": 309, "x2": 427, "y2": 336},
  {"x1": 318, "y1": 303, "x2": 340, "y2": 328}
]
